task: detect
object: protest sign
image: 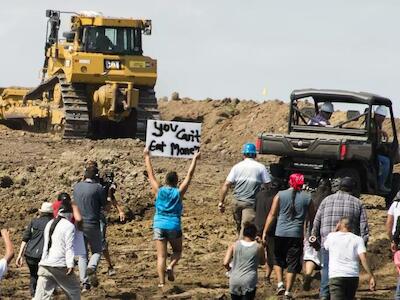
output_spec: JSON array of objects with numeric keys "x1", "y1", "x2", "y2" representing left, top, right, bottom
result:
[{"x1": 145, "y1": 120, "x2": 202, "y2": 158}]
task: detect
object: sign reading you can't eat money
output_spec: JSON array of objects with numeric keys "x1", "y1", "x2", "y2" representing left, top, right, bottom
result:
[{"x1": 145, "y1": 120, "x2": 201, "y2": 158}]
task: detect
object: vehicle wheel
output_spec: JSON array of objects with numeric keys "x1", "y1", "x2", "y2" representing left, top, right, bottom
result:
[
  {"x1": 333, "y1": 168, "x2": 361, "y2": 197},
  {"x1": 385, "y1": 173, "x2": 400, "y2": 208}
]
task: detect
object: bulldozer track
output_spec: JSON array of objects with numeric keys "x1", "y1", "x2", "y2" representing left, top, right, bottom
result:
[
  {"x1": 58, "y1": 75, "x2": 90, "y2": 139},
  {"x1": 136, "y1": 88, "x2": 160, "y2": 140}
]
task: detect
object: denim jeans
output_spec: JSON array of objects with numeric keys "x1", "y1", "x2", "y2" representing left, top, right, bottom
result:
[
  {"x1": 378, "y1": 155, "x2": 390, "y2": 188},
  {"x1": 320, "y1": 248, "x2": 330, "y2": 299},
  {"x1": 396, "y1": 277, "x2": 400, "y2": 300},
  {"x1": 80, "y1": 223, "x2": 102, "y2": 285}
]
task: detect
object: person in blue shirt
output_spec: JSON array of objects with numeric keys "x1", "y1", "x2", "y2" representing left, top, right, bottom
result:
[{"x1": 144, "y1": 148, "x2": 200, "y2": 288}]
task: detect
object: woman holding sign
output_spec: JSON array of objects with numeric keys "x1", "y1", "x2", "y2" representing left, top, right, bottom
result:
[{"x1": 144, "y1": 148, "x2": 200, "y2": 288}]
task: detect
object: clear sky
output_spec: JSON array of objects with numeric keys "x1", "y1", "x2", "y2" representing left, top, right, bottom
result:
[{"x1": 1, "y1": 1, "x2": 399, "y2": 114}]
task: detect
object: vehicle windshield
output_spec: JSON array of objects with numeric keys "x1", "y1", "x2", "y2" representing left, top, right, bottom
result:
[{"x1": 82, "y1": 26, "x2": 142, "y2": 55}]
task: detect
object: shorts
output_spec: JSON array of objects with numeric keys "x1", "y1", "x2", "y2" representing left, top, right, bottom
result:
[
  {"x1": 303, "y1": 238, "x2": 321, "y2": 268},
  {"x1": 153, "y1": 228, "x2": 182, "y2": 240},
  {"x1": 274, "y1": 236, "x2": 303, "y2": 274}
]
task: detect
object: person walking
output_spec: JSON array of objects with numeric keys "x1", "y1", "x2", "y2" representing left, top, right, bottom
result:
[
  {"x1": 219, "y1": 143, "x2": 271, "y2": 237},
  {"x1": 391, "y1": 215, "x2": 400, "y2": 299},
  {"x1": 53, "y1": 192, "x2": 87, "y2": 290},
  {"x1": 224, "y1": 222, "x2": 265, "y2": 300},
  {"x1": 310, "y1": 177, "x2": 369, "y2": 300},
  {"x1": 144, "y1": 148, "x2": 200, "y2": 287},
  {"x1": 386, "y1": 194, "x2": 400, "y2": 248},
  {"x1": 34, "y1": 202, "x2": 80, "y2": 299},
  {"x1": 303, "y1": 179, "x2": 332, "y2": 291},
  {"x1": 0, "y1": 229, "x2": 14, "y2": 280},
  {"x1": 324, "y1": 217, "x2": 375, "y2": 300},
  {"x1": 16, "y1": 202, "x2": 53, "y2": 297},
  {"x1": 262, "y1": 173, "x2": 314, "y2": 299},
  {"x1": 85, "y1": 161, "x2": 126, "y2": 277},
  {"x1": 73, "y1": 165, "x2": 106, "y2": 290},
  {"x1": 254, "y1": 177, "x2": 283, "y2": 283}
]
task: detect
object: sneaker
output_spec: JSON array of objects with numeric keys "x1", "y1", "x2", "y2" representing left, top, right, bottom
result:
[
  {"x1": 166, "y1": 268, "x2": 175, "y2": 282},
  {"x1": 82, "y1": 283, "x2": 91, "y2": 293},
  {"x1": 107, "y1": 267, "x2": 116, "y2": 276},
  {"x1": 276, "y1": 283, "x2": 285, "y2": 295},
  {"x1": 284, "y1": 291, "x2": 293, "y2": 300},
  {"x1": 303, "y1": 274, "x2": 312, "y2": 291},
  {"x1": 87, "y1": 268, "x2": 99, "y2": 287}
]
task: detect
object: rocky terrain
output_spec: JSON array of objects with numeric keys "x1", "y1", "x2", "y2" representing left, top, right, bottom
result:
[{"x1": 0, "y1": 97, "x2": 397, "y2": 299}]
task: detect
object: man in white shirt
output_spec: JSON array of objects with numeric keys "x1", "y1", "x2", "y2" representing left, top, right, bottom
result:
[
  {"x1": 34, "y1": 204, "x2": 81, "y2": 300},
  {"x1": 324, "y1": 217, "x2": 375, "y2": 300},
  {"x1": 219, "y1": 143, "x2": 271, "y2": 237},
  {"x1": 0, "y1": 229, "x2": 14, "y2": 280},
  {"x1": 386, "y1": 197, "x2": 400, "y2": 250}
]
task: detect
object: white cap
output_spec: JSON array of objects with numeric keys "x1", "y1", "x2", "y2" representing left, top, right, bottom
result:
[
  {"x1": 39, "y1": 202, "x2": 53, "y2": 214},
  {"x1": 375, "y1": 105, "x2": 387, "y2": 117}
]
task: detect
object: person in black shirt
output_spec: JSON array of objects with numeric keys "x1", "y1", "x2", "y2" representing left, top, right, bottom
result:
[
  {"x1": 16, "y1": 202, "x2": 54, "y2": 297},
  {"x1": 255, "y1": 177, "x2": 283, "y2": 283}
]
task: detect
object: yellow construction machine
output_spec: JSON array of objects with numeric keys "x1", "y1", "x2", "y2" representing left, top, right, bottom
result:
[{"x1": 0, "y1": 10, "x2": 159, "y2": 138}]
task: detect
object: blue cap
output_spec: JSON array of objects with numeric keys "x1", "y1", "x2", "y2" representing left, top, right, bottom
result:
[{"x1": 242, "y1": 143, "x2": 257, "y2": 155}]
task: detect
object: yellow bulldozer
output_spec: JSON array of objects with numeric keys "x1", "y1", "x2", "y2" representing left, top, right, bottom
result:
[{"x1": 0, "y1": 10, "x2": 159, "y2": 138}]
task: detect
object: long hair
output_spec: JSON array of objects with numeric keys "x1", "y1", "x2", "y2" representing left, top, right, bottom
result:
[
  {"x1": 288, "y1": 173, "x2": 304, "y2": 220},
  {"x1": 289, "y1": 189, "x2": 298, "y2": 220}
]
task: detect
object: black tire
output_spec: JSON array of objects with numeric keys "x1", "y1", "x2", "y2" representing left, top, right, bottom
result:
[
  {"x1": 385, "y1": 173, "x2": 400, "y2": 208},
  {"x1": 333, "y1": 168, "x2": 361, "y2": 197}
]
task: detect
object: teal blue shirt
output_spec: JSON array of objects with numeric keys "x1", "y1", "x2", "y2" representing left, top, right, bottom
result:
[{"x1": 153, "y1": 186, "x2": 182, "y2": 231}]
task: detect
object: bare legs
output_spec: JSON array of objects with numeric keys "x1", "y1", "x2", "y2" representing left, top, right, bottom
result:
[
  {"x1": 156, "y1": 240, "x2": 168, "y2": 285},
  {"x1": 155, "y1": 237, "x2": 182, "y2": 285}
]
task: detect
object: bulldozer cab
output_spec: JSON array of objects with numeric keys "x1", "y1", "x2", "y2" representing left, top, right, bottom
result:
[{"x1": 81, "y1": 26, "x2": 143, "y2": 55}]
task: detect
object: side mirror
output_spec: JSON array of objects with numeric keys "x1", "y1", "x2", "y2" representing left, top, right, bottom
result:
[
  {"x1": 347, "y1": 110, "x2": 360, "y2": 121},
  {"x1": 143, "y1": 20, "x2": 152, "y2": 35},
  {"x1": 63, "y1": 31, "x2": 75, "y2": 43}
]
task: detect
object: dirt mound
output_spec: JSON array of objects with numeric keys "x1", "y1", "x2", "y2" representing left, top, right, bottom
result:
[{"x1": 159, "y1": 98, "x2": 289, "y2": 156}]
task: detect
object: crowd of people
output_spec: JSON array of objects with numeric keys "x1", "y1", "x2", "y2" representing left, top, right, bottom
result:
[
  {"x1": 0, "y1": 137, "x2": 398, "y2": 299},
  {"x1": 218, "y1": 143, "x2": 381, "y2": 300},
  {"x1": 0, "y1": 162, "x2": 125, "y2": 299}
]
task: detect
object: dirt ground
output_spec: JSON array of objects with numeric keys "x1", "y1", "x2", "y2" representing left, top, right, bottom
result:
[{"x1": 0, "y1": 98, "x2": 398, "y2": 299}]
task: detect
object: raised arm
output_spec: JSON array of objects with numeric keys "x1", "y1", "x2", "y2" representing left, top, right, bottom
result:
[
  {"x1": 144, "y1": 148, "x2": 160, "y2": 195},
  {"x1": 1, "y1": 229, "x2": 14, "y2": 265},
  {"x1": 179, "y1": 151, "x2": 201, "y2": 197},
  {"x1": 262, "y1": 193, "x2": 279, "y2": 241}
]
